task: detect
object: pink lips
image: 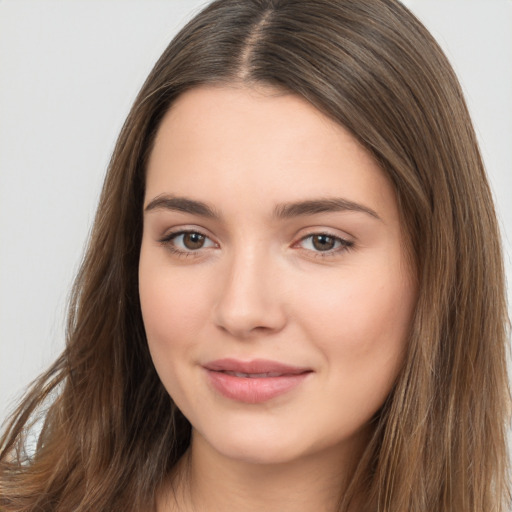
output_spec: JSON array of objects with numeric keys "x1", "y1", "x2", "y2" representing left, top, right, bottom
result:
[{"x1": 203, "y1": 358, "x2": 312, "y2": 404}]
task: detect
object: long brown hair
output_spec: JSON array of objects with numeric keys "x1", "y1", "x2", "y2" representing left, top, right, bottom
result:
[{"x1": 1, "y1": 0, "x2": 510, "y2": 510}]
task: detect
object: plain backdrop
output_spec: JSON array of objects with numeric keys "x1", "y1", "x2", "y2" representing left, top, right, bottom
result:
[{"x1": 1, "y1": 0, "x2": 511, "y2": 442}]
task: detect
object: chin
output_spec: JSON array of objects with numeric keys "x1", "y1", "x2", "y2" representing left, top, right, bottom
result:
[
  {"x1": 196, "y1": 423, "x2": 314, "y2": 466},
  {"x1": 198, "y1": 419, "x2": 351, "y2": 469},
  {"x1": 217, "y1": 441, "x2": 306, "y2": 466}
]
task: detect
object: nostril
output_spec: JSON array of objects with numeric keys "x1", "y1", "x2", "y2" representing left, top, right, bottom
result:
[{"x1": 212, "y1": 261, "x2": 288, "y2": 337}]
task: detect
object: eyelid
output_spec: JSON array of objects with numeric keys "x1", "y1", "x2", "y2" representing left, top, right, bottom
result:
[
  {"x1": 158, "y1": 227, "x2": 219, "y2": 257},
  {"x1": 157, "y1": 226, "x2": 354, "y2": 260},
  {"x1": 293, "y1": 230, "x2": 355, "y2": 258},
  {"x1": 158, "y1": 225, "x2": 216, "y2": 243}
]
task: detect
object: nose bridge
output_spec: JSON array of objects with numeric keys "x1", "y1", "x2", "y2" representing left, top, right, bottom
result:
[{"x1": 213, "y1": 241, "x2": 285, "y2": 337}]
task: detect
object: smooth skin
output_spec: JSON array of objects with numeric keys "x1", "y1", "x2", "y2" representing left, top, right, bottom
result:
[{"x1": 139, "y1": 85, "x2": 417, "y2": 512}]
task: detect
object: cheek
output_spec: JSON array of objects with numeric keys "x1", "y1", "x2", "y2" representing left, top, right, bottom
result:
[
  {"x1": 297, "y1": 260, "x2": 415, "y2": 383},
  {"x1": 140, "y1": 276, "x2": 202, "y2": 344},
  {"x1": 138, "y1": 250, "x2": 211, "y2": 384},
  {"x1": 297, "y1": 268, "x2": 415, "y2": 434}
]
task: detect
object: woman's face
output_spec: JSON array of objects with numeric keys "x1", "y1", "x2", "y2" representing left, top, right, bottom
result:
[{"x1": 139, "y1": 85, "x2": 417, "y2": 465}]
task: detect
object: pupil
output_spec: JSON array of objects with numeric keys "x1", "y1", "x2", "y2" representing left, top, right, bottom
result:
[
  {"x1": 312, "y1": 234, "x2": 335, "y2": 251},
  {"x1": 184, "y1": 233, "x2": 205, "y2": 250}
]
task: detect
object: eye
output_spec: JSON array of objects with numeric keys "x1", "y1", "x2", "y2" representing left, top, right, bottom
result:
[
  {"x1": 160, "y1": 230, "x2": 217, "y2": 254},
  {"x1": 297, "y1": 233, "x2": 353, "y2": 255}
]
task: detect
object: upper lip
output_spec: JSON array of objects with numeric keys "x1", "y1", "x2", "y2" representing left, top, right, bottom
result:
[{"x1": 203, "y1": 358, "x2": 311, "y2": 376}]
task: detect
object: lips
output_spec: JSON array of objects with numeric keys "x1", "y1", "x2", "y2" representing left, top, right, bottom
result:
[
  {"x1": 222, "y1": 371, "x2": 286, "y2": 378},
  {"x1": 203, "y1": 358, "x2": 312, "y2": 403}
]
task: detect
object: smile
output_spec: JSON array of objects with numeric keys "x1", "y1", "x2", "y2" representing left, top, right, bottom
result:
[
  {"x1": 203, "y1": 358, "x2": 312, "y2": 404},
  {"x1": 222, "y1": 371, "x2": 286, "y2": 378}
]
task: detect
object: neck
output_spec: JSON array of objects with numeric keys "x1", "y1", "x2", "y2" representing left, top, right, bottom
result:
[{"x1": 157, "y1": 429, "x2": 369, "y2": 512}]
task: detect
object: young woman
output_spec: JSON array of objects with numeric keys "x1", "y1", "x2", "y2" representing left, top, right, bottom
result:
[{"x1": 1, "y1": 1, "x2": 510, "y2": 511}]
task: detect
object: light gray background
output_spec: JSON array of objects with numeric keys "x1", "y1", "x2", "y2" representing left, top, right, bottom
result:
[{"x1": 1, "y1": 0, "x2": 511, "y2": 439}]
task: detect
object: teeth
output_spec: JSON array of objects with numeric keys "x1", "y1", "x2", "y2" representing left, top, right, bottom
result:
[{"x1": 224, "y1": 371, "x2": 282, "y2": 378}]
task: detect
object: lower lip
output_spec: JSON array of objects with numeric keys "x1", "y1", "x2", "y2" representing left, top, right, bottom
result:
[{"x1": 205, "y1": 370, "x2": 311, "y2": 404}]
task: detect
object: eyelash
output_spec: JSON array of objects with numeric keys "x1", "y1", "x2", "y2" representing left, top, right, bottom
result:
[
  {"x1": 295, "y1": 232, "x2": 354, "y2": 258},
  {"x1": 158, "y1": 230, "x2": 217, "y2": 259},
  {"x1": 158, "y1": 230, "x2": 354, "y2": 259}
]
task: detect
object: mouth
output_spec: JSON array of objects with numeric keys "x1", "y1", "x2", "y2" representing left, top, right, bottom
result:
[
  {"x1": 203, "y1": 358, "x2": 312, "y2": 403},
  {"x1": 220, "y1": 371, "x2": 290, "y2": 378},
  {"x1": 204, "y1": 358, "x2": 311, "y2": 375}
]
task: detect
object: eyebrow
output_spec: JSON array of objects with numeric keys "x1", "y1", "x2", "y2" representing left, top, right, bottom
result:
[
  {"x1": 144, "y1": 194, "x2": 381, "y2": 221},
  {"x1": 273, "y1": 198, "x2": 381, "y2": 220},
  {"x1": 145, "y1": 195, "x2": 220, "y2": 218}
]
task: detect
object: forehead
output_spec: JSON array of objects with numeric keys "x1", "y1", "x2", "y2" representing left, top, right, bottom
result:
[{"x1": 145, "y1": 85, "x2": 396, "y2": 221}]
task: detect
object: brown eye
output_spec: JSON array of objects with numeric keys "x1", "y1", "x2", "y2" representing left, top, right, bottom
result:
[
  {"x1": 297, "y1": 233, "x2": 353, "y2": 256},
  {"x1": 311, "y1": 234, "x2": 336, "y2": 251},
  {"x1": 159, "y1": 230, "x2": 216, "y2": 256},
  {"x1": 182, "y1": 232, "x2": 206, "y2": 250}
]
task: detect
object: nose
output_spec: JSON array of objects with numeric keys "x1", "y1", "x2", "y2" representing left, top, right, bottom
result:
[{"x1": 212, "y1": 248, "x2": 287, "y2": 339}]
